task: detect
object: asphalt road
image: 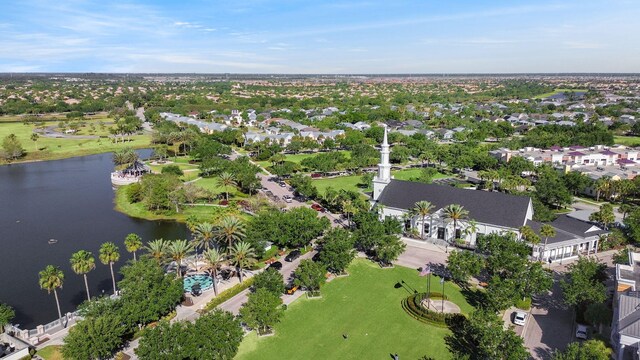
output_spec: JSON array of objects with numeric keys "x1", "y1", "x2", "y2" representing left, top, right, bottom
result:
[{"x1": 218, "y1": 249, "x2": 317, "y2": 315}]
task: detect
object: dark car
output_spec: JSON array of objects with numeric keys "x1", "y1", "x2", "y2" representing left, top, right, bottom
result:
[
  {"x1": 312, "y1": 252, "x2": 321, "y2": 262},
  {"x1": 285, "y1": 250, "x2": 301, "y2": 262},
  {"x1": 269, "y1": 261, "x2": 283, "y2": 270}
]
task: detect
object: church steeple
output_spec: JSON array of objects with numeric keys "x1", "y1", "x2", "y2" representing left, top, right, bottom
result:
[{"x1": 372, "y1": 125, "x2": 392, "y2": 201}]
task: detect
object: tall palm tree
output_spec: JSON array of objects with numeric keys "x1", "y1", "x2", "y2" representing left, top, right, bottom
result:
[
  {"x1": 217, "y1": 172, "x2": 236, "y2": 201},
  {"x1": 228, "y1": 241, "x2": 256, "y2": 282},
  {"x1": 443, "y1": 204, "x2": 469, "y2": 242},
  {"x1": 99, "y1": 242, "x2": 120, "y2": 295},
  {"x1": 70, "y1": 250, "x2": 95, "y2": 301},
  {"x1": 124, "y1": 233, "x2": 143, "y2": 261},
  {"x1": 412, "y1": 201, "x2": 434, "y2": 239},
  {"x1": 167, "y1": 240, "x2": 194, "y2": 278},
  {"x1": 540, "y1": 224, "x2": 556, "y2": 262},
  {"x1": 215, "y1": 216, "x2": 246, "y2": 250},
  {"x1": 192, "y1": 222, "x2": 215, "y2": 252},
  {"x1": 39, "y1": 265, "x2": 64, "y2": 325},
  {"x1": 342, "y1": 199, "x2": 358, "y2": 228},
  {"x1": 202, "y1": 248, "x2": 225, "y2": 296},
  {"x1": 146, "y1": 238, "x2": 168, "y2": 264}
]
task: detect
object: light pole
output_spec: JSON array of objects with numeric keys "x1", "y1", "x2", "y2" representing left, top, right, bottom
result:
[{"x1": 440, "y1": 276, "x2": 445, "y2": 313}]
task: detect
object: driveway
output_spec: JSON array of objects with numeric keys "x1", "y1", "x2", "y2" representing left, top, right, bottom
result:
[{"x1": 524, "y1": 273, "x2": 574, "y2": 360}]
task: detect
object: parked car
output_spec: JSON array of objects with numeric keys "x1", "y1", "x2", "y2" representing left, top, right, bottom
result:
[
  {"x1": 513, "y1": 311, "x2": 527, "y2": 326},
  {"x1": 269, "y1": 261, "x2": 283, "y2": 271},
  {"x1": 283, "y1": 195, "x2": 292, "y2": 203},
  {"x1": 286, "y1": 284, "x2": 299, "y2": 295},
  {"x1": 311, "y1": 203, "x2": 325, "y2": 212},
  {"x1": 279, "y1": 182, "x2": 287, "y2": 187},
  {"x1": 576, "y1": 324, "x2": 589, "y2": 340},
  {"x1": 285, "y1": 250, "x2": 301, "y2": 262}
]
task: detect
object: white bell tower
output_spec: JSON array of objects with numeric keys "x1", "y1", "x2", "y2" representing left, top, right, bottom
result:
[{"x1": 372, "y1": 125, "x2": 392, "y2": 201}]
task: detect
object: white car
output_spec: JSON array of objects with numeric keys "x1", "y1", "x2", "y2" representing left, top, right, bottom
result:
[
  {"x1": 513, "y1": 311, "x2": 527, "y2": 326},
  {"x1": 576, "y1": 324, "x2": 588, "y2": 340}
]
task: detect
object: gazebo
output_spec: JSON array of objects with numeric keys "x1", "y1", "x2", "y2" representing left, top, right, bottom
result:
[{"x1": 111, "y1": 160, "x2": 151, "y2": 186}]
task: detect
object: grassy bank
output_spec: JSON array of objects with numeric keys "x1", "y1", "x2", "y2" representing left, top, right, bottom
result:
[
  {"x1": 235, "y1": 259, "x2": 472, "y2": 360},
  {"x1": 0, "y1": 120, "x2": 151, "y2": 165},
  {"x1": 614, "y1": 135, "x2": 640, "y2": 147},
  {"x1": 113, "y1": 185, "x2": 245, "y2": 223}
]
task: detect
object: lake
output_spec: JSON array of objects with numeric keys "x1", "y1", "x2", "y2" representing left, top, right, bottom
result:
[{"x1": 0, "y1": 151, "x2": 188, "y2": 329}]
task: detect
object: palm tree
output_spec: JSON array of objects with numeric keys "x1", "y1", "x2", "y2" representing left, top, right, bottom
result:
[
  {"x1": 99, "y1": 242, "x2": 120, "y2": 295},
  {"x1": 192, "y1": 222, "x2": 215, "y2": 252},
  {"x1": 39, "y1": 265, "x2": 64, "y2": 325},
  {"x1": 30, "y1": 132, "x2": 39, "y2": 151},
  {"x1": 342, "y1": 199, "x2": 358, "y2": 228},
  {"x1": 540, "y1": 224, "x2": 556, "y2": 262},
  {"x1": 146, "y1": 238, "x2": 168, "y2": 264},
  {"x1": 124, "y1": 233, "x2": 143, "y2": 261},
  {"x1": 167, "y1": 240, "x2": 194, "y2": 278},
  {"x1": 215, "y1": 216, "x2": 246, "y2": 250},
  {"x1": 70, "y1": 250, "x2": 95, "y2": 302},
  {"x1": 443, "y1": 204, "x2": 469, "y2": 242},
  {"x1": 463, "y1": 219, "x2": 479, "y2": 244},
  {"x1": 202, "y1": 248, "x2": 225, "y2": 296},
  {"x1": 112, "y1": 147, "x2": 138, "y2": 168},
  {"x1": 412, "y1": 201, "x2": 434, "y2": 239},
  {"x1": 217, "y1": 172, "x2": 236, "y2": 201},
  {"x1": 520, "y1": 225, "x2": 541, "y2": 257},
  {"x1": 228, "y1": 241, "x2": 256, "y2": 282}
]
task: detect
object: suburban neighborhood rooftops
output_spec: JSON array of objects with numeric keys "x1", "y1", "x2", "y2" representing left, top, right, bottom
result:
[{"x1": 376, "y1": 180, "x2": 531, "y2": 229}]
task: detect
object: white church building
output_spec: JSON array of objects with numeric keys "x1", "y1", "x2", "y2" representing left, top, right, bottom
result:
[{"x1": 370, "y1": 125, "x2": 606, "y2": 262}]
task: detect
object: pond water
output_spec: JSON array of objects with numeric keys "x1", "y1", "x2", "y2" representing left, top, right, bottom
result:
[{"x1": 0, "y1": 150, "x2": 188, "y2": 329}]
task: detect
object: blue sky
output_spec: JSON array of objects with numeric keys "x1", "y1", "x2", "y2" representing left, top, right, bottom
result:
[{"x1": 0, "y1": 0, "x2": 638, "y2": 73}]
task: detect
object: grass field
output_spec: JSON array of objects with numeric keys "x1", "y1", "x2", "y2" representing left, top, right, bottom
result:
[
  {"x1": 614, "y1": 135, "x2": 640, "y2": 146},
  {"x1": 312, "y1": 168, "x2": 448, "y2": 195},
  {"x1": 533, "y1": 88, "x2": 588, "y2": 100},
  {"x1": 37, "y1": 345, "x2": 63, "y2": 360},
  {"x1": 235, "y1": 259, "x2": 472, "y2": 360},
  {"x1": 257, "y1": 150, "x2": 351, "y2": 169},
  {"x1": 0, "y1": 120, "x2": 151, "y2": 164}
]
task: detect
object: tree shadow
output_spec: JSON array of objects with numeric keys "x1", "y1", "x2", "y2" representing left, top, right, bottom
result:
[
  {"x1": 444, "y1": 315, "x2": 476, "y2": 356},
  {"x1": 460, "y1": 287, "x2": 488, "y2": 309},
  {"x1": 534, "y1": 345, "x2": 555, "y2": 360}
]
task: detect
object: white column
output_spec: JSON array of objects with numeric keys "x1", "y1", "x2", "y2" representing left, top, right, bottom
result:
[{"x1": 617, "y1": 344, "x2": 625, "y2": 360}]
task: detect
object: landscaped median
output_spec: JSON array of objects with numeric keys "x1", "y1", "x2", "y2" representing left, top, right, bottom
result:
[
  {"x1": 200, "y1": 277, "x2": 256, "y2": 313},
  {"x1": 235, "y1": 259, "x2": 473, "y2": 360}
]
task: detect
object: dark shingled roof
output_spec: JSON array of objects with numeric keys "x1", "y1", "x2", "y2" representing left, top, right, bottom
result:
[
  {"x1": 526, "y1": 214, "x2": 607, "y2": 245},
  {"x1": 376, "y1": 180, "x2": 531, "y2": 229}
]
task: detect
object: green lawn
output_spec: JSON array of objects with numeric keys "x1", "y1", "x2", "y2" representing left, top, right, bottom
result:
[
  {"x1": 0, "y1": 120, "x2": 151, "y2": 164},
  {"x1": 191, "y1": 177, "x2": 247, "y2": 198},
  {"x1": 37, "y1": 345, "x2": 63, "y2": 360},
  {"x1": 257, "y1": 150, "x2": 351, "y2": 169},
  {"x1": 615, "y1": 135, "x2": 640, "y2": 147},
  {"x1": 312, "y1": 168, "x2": 448, "y2": 195},
  {"x1": 533, "y1": 88, "x2": 588, "y2": 99},
  {"x1": 235, "y1": 259, "x2": 473, "y2": 360}
]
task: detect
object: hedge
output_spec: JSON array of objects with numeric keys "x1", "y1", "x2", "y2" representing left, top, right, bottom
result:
[
  {"x1": 401, "y1": 293, "x2": 461, "y2": 328},
  {"x1": 515, "y1": 297, "x2": 532, "y2": 311},
  {"x1": 201, "y1": 277, "x2": 255, "y2": 313}
]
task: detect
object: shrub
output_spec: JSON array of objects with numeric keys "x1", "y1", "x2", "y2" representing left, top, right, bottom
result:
[
  {"x1": 401, "y1": 293, "x2": 459, "y2": 328},
  {"x1": 161, "y1": 165, "x2": 184, "y2": 176},
  {"x1": 202, "y1": 277, "x2": 255, "y2": 312},
  {"x1": 126, "y1": 182, "x2": 143, "y2": 203},
  {"x1": 515, "y1": 297, "x2": 532, "y2": 311}
]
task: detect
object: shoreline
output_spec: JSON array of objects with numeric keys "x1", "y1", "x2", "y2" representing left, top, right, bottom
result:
[{"x1": 0, "y1": 143, "x2": 151, "y2": 167}]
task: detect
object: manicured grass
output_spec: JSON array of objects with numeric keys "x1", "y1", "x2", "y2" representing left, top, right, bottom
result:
[
  {"x1": 614, "y1": 135, "x2": 640, "y2": 147},
  {"x1": 37, "y1": 345, "x2": 63, "y2": 360},
  {"x1": 392, "y1": 168, "x2": 449, "y2": 181},
  {"x1": 533, "y1": 88, "x2": 588, "y2": 99},
  {"x1": 190, "y1": 177, "x2": 246, "y2": 198},
  {"x1": 235, "y1": 259, "x2": 473, "y2": 360},
  {"x1": 257, "y1": 150, "x2": 351, "y2": 169},
  {"x1": 0, "y1": 121, "x2": 151, "y2": 164},
  {"x1": 312, "y1": 168, "x2": 448, "y2": 195},
  {"x1": 313, "y1": 174, "x2": 367, "y2": 195}
]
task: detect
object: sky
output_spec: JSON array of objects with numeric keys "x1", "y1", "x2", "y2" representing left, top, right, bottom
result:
[{"x1": 0, "y1": 0, "x2": 638, "y2": 73}]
